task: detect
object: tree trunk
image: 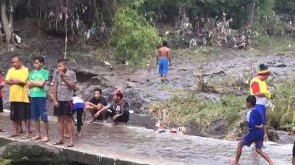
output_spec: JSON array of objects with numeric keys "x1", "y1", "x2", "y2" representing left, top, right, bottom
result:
[
  {"x1": 0, "y1": 0, "x2": 12, "y2": 44},
  {"x1": 249, "y1": 0, "x2": 257, "y2": 27}
]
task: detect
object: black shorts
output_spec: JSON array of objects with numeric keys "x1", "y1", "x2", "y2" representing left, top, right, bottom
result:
[
  {"x1": 10, "y1": 102, "x2": 31, "y2": 121},
  {"x1": 0, "y1": 97, "x2": 3, "y2": 113},
  {"x1": 54, "y1": 101, "x2": 73, "y2": 117}
]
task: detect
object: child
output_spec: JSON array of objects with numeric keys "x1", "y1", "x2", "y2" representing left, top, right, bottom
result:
[
  {"x1": 231, "y1": 95, "x2": 274, "y2": 165},
  {"x1": 72, "y1": 94, "x2": 84, "y2": 136}
]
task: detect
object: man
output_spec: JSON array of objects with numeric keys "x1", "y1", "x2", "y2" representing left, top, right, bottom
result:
[
  {"x1": 28, "y1": 56, "x2": 49, "y2": 142},
  {"x1": 95, "y1": 89, "x2": 129, "y2": 124},
  {"x1": 157, "y1": 41, "x2": 172, "y2": 83},
  {"x1": 85, "y1": 88, "x2": 107, "y2": 122},
  {"x1": 52, "y1": 59, "x2": 76, "y2": 147},
  {"x1": 5, "y1": 55, "x2": 30, "y2": 138},
  {"x1": 250, "y1": 64, "x2": 271, "y2": 140}
]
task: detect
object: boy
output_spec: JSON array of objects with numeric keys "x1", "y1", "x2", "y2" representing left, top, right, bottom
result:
[
  {"x1": 231, "y1": 95, "x2": 273, "y2": 165},
  {"x1": 28, "y1": 56, "x2": 49, "y2": 142},
  {"x1": 52, "y1": 59, "x2": 76, "y2": 147},
  {"x1": 84, "y1": 88, "x2": 107, "y2": 122}
]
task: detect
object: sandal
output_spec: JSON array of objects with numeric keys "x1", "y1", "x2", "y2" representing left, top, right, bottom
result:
[
  {"x1": 42, "y1": 137, "x2": 50, "y2": 142},
  {"x1": 53, "y1": 141, "x2": 64, "y2": 145},
  {"x1": 32, "y1": 136, "x2": 42, "y2": 140},
  {"x1": 21, "y1": 136, "x2": 30, "y2": 139},
  {"x1": 67, "y1": 142, "x2": 74, "y2": 147}
]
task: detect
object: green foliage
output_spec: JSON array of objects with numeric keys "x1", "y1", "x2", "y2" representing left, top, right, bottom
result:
[
  {"x1": 275, "y1": 0, "x2": 295, "y2": 15},
  {"x1": 253, "y1": 0, "x2": 287, "y2": 36},
  {"x1": 110, "y1": 0, "x2": 160, "y2": 65},
  {"x1": 150, "y1": 93, "x2": 244, "y2": 131},
  {"x1": 253, "y1": 35, "x2": 295, "y2": 53},
  {"x1": 268, "y1": 79, "x2": 295, "y2": 129}
]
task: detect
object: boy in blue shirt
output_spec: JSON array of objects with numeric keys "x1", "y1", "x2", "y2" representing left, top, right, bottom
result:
[{"x1": 231, "y1": 95, "x2": 273, "y2": 165}]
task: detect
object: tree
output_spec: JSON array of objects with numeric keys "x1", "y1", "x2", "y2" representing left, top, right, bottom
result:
[
  {"x1": 110, "y1": 0, "x2": 160, "y2": 65},
  {"x1": 0, "y1": 0, "x2": 15, "y2": 46}
]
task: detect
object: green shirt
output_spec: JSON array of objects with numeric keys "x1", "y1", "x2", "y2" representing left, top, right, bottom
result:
[{"x1": 29, "y1": 68, "x2": 49, "y2": 97}]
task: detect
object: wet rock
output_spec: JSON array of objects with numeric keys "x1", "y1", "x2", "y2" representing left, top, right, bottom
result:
[
  {"x1": 0, "y1": 142, "x2": 68, "y2": 165},
  {"x1": 275, "y1": 64, "x2": 287, "y2": 68},
  {"x1": 126, "y1": 82, "x2": 137, "y2": 88},
  {"x1": 267, "y1": 129, "x2": 279, "y2": 142},
  {"x1": 208, "y1": 119, "x2": 228, "y2": 136},
  {"x1": 276, "y1": 130, "x2": 295, "y2": 144}
]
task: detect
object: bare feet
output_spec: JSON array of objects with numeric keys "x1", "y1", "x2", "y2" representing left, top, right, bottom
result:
[
  {"x1": 31, "y1": 135, "x2": 42, "y2": 140},
  {"x1": 229, "y1": 157, "x2": 238, "y2": 165},
  {"x1": 42, "y1": 137, "x2": 50, "y2": 142}
]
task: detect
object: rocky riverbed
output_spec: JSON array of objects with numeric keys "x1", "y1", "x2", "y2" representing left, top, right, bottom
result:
[{"x1": 1, "y1": 48, "x2": 295, "y2": 140}]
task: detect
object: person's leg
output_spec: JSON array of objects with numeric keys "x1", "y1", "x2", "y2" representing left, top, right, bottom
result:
[
  {"x1": 31, "y1": 98, "x2": 41, "y2": 139},
  {"x1": 231, "y1": 142, "x2": 243, "y2": 165},
  {"x1": 255, "y1": 148, "x2": 273, "y2": 164},
  {"x1": 254, "y1": 140, "x2": 273, "y2": 164},
  {"x1": 162, "y1": 58, "x2": 169, "y2": 81},
  {"x1": 77, "y1": 110, "x2": 83, "y2": 132},
  {"x1": 57, "y1": 116, "x2": 65, "y2": 143},
  {"x1": 0, "y1": 97, "x2": 3, "y2": 113},
  {"x1": 23, "y1": 103, "x2": 31, "y2": 138},
  {"x1": 65, "y1": 116, "x2": 74, "y2": 146},
  {"x1": 65, "y1": 101, "x2": 74, "y2": 146},
  {"x1": 39, "y1": 98, "x2": 49, "y2": 142}
]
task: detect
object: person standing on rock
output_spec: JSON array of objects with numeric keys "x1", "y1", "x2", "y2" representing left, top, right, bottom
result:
[
  {"x1": 52, "y1": 59, "x2": 76, "y2": 147},
  {"x1": 95, "y1": 89, "x2": 129, "y2": 124},
  {"x1": 5, "y1": 55, "x2": 30, "y2": 138},
  {"x1": 250, "y1": 64, "x2": 271, "y2": 141},
  {"x1": 231, "y1": 95, "x2": 273, "y2": 165},
  {"x1": 157, "y1": 41, "x2": 172, "y2": 83},
  {"x1": 28, "y1": 56, "x2": 50, "y2": 142}
]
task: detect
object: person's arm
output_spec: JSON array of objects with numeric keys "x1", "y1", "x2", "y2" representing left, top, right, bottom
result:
[
  {"x1": 94, "y1": 104, "x2": 111, "y2": 117},
  {"x1": 0, "y1": 76, "x2": 4, "y2": 88},
  {"x1": 60, "y1": 71, "x2": 76, "y2": 90},
  {"x1": 167, "y1": 49, "x2": 172, "y2": 66},
  {"x1": 156, "y1": 49, "x2": 160, "y2": 65},
  {"x1": 29, "y1": 80, "x2": 46, "y2": 87},
  {"x1": 52, "y1": 71, "x2": 59, "y2": 107}
]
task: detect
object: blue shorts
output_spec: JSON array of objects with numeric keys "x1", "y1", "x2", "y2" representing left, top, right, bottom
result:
[
  {"x1": 158, "y1": 58, "x2": 168, "y2": 75},
  {"x1": 30, "y1": 97, "x2": 48, "y2": 122},
  {"x1": 255, "y1": 104, "x2": 266, "y2": 124},
  {"x1": 241, "y1": 130, "x2": 264, "y2": 149}
]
